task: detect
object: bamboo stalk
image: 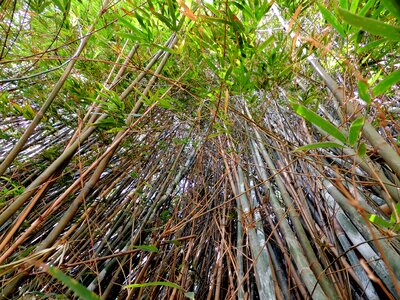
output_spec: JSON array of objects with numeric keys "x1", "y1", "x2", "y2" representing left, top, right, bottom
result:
[
  {"x1": 250, "y1": 138, "x2": 329, "y2": 299},
  {"x1": 246, "y1": 105, "x2": 341, "y2": 299}
]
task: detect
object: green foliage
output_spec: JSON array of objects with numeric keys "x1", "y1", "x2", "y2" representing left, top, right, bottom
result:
[
  {"x1": 369, "y1": 202, "x2": 400, "y2": 233},
  {"x1": 369, "y1": 214, "x2": 392, "y2": 228},
  {"x1": 0, "y1": 177, "x2": 25, "y2": 200},
  {"x1": 65, "y1": 77, "x2": 95, "y2": 107},
  {"x1": 130, "y1": 245, "x2": 159, "y2": 252},
  {"x1": 89, "y1": 85, "x2": 132, "y2": 130},
  {"x1": 39, "y1": 145, "x2": 63, "y2": 162},
  {"x1": 295, "y1": 142, "x2": 345, "y2": 151},
  {"x1": 12, "y1": 102, "x2": 36, "y2": 120},
  {"x1": 173, "y1": 137, "x2": 190, "y2": 145},
  {"x1": 338, "y1": 8, "x2": 400, "y2": 41},
  {"x1": 357, "y1": 142, "x2": 367, "y2": 158},
  {"x1": 0, "y1": 92, "x2": 11, "y2": 117},
  {"x1": 53, "y1": 0, "x2": 71, "y2": 11},
  {"x1": 292, "y1": 104, "x2": 366, "y2": 152},
  {"x1": 124, "y1": 281, "x2": 181, "y2": 289},
  {"x1": 148, "y1": 0, "x2": 180, "y2": 32},
  {"x1": 348, "y1": 117, "x2": 365, "y2": 147},
  {"x1": 0, "y1": 93, "x2": 39, "y2": 120},
  {"x1": 160, "y1": 210, "x2": 172, "y2": 221},
  {"x1": 117, "y1": 16, "x2": 153, "y2": 44},
  {"x1": 46, "y1": 266, "x2": 100, "y2": 300},
  {"x1": 383, "y1": 0, "x2": 400, "y2": 21},
  {"x1": 230, "y1": 0, "x2": 273, "y2": 25},
  {"x1": 1, "y1": 1, "x2": 399, "y2": 298},
  {"x1": 291, "y1": 103, "x2": 347, "y2": 144},
  {"x1": 372, "y1": 69, "x2": 400, "y2": 95},
  {"x1": 317, "y1": 3, "x2": 346, "y2": 37},
  {"x1": 29, "y1": 0, "x2": 53, "y2": 14},
  {"x1": 357, "y1": 80, "x2": 371, "y2": 104}
]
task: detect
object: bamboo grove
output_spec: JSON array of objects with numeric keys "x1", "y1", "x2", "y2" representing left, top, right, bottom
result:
[{"x1": 0, "y1": 0, "x2": 400, "y2": 299}]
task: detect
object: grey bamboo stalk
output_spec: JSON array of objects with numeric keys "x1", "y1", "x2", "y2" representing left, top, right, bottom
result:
[
  {"x1": 236, "y1": 201, "x2": 245, "y2": 300},
  {"x1": 244, "y1": 102, "x2": 340, "y2": 298},
  {"x1": 87, "y1": 68, "x2": 192, "y2": 290},
  {"x1": 326, "y1": 178, "x2": 400, "y2": 279},
  {"x1": 333, "y1": 219, "x2": 379, "y2": 300},
  {"x1": 1, "y1": 131, "x2": 166, "y2": 297},
  {"x1": 267, "y1": 243, "x2": 289, "y2": 300},
  {"x1": 75, "y1": 34, "x2": 171, "y2": 137},
  {"x1": 0, "y1": 46, "x2": 175, "y2": 268},
  {"x1": 322, "y1": 180, "x2": 400, "y2": 298},
  {"x1": 316, "y1": 125, "x2": 400, "y2": 205},
  {"x1": 236, "y1": 166, "x2": 276, "y2": 300},
  {"x1": 250, "y1": 140, "x2": 329, "y2": 299},
  {"x1": 214, "y1": 205, "x2": 226, "y2": 300},
  {"x1": 265, "y1": 214, "x2": 309, "y2": 299},
  {"x1": 88, "y1": 147, "x2": 196, "y2": 293},
  {"x1": 218, "y1": 137, "x2": 245, "y2": 300},
  {"x1": 250, "y1": 135, "x2": 340, "y2": 299},
  {"x1": 0, "y1": 0, "x2": 111, "y2": 176}
]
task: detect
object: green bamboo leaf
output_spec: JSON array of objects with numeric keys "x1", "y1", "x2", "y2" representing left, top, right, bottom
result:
[
  {"x1": 317, "y1": 3, "x2": 346, "y2": 37},
  {"x1": 390, "y1": 202, "x2": 400, "y2": 224},
  {"x1": 255, "y1": 0, "x2": 272, "y2": 22},
  {"x1": 359, "y1": 0, "x2": 377, "y2": 16},
  {"x1": 291, "y1": 104, "x2": 347, "y2": 143},
  {"x1": 204, "y1": 3, "x2": 220, "y2": 16},
  {"x1": 135, "y1": 11, "x2": 146, "y2": 28},
  {"x1": 369, "y1": 214, "x2": 392, "y2": 228},
  {"x1": 52, "y1": 0, "x2": 70, "y2": 13},
  {"x1": 350, "y1": 0, "x2": 360, "y2": 13},
  {"x1": 151, "y1": 10, "x2": 176, "y2": 31},
  {"x1": 117, "y1": 17, "x2": 151, "y2": 42},
  {"x1": 52, "y1": 0, "x2": 64, "y2": 12},
  {"x1": 92, "y1": 117, "x2": 124, "y2": 130},
  {"x1": 338, "y1": 8, "x2": 400, "y2": 41},
  {"x1": 393, "y1": 223, "x2": 400, "y2": 233},
  {"x1": 124, "y1": 281, "x2": 183, "y2": 290},
  {"x1": 230, "y1": 1, "x2": 253, "y2": 19},
  {"x1": 258, "y1": 35, "x2": 274, "y2": 52},
  {"x1": 357, "y1": 142, "x2": 366, "y2": 158},
  {"x1": 153, "y1": 43, "x2": 178, "y2": 54},
  {"x1": 369, "y1": 70, "x2": 382, "y2": 86},
  {"x1": 185, "y1": 291, "x2": 195, "y2": 299},
  {"x1": 339, "y1": 0, "x2": 348, "y2": 10},
  {"x1": 383, "y1": 0, "x2": 400, "y2": 21},
  {"x1": 395, "y1": 202, "x2": 400, "y2": 215},
  {"x1": 167, "y1": 0, "x2": 177, "y2": 28},
  {"x1": 357, "y1": 38, "x2": 387, "y2": 54},
  {"x1": 357, "y1": 81, "x2": 371, "y2": 104},
  {"x1": 372, "y1": 69, "x2": 400, "y2": 95},
  {"x1": 46, "y1": 266, "x2": 100, "y2": 300},
  {"x1": 130, "y1": 245, "x2": 159, "y2": 252},
  {"x1": 348, "y1": 117, "x2": 365, "y2": 146},
  {"x1": 294, "y1": 142, "x2": 345, "y2": 152},
  {"x1": 119, "y1": 32, "x2": 148, "y2": 43},
  {"x1": 118, "y1": 17, "x2": 141, "y2": 32}
]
